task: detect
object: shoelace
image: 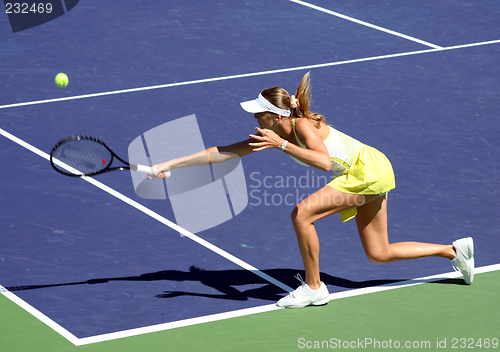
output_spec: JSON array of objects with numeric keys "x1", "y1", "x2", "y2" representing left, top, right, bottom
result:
[
  {"x1": 289, "y1": 274, "x2": 307, "y2": 298},
  {"x1": 294, "y1": 273, "x2": 306, "y2": 285}
]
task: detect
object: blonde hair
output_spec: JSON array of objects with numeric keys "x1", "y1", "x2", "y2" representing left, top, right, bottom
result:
[{"x1": 260, "y1": 72, "x2": 326, "y2": 129}]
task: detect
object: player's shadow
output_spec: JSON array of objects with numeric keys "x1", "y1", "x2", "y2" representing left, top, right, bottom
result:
[
  {"x1": 4, "y1": 266, "x2": 407, "y2": 302},
  {"x1": 429, "y1": 278, "x2": 469, "y2": 286},
  {"x1": 152, "y1": 267, "x2": 406, "y2": 301}
]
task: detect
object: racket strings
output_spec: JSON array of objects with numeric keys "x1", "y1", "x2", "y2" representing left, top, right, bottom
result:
[{"x1": 52, "y1": 139, "x2": 112, "y2": 175}]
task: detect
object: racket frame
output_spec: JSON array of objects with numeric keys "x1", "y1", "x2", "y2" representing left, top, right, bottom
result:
[{"x1": 50, "y1": 135, "x2": 147, "y2": 177}]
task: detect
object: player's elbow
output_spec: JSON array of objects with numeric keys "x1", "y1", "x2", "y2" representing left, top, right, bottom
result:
[
  {"x1": 207, "y1": 146, "x2": 240, "y2": 165},
  {"x1": 320, "y1": 157, "x2": 331, "y2": 172}
]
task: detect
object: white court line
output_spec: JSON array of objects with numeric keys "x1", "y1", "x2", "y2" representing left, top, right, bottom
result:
[
  {"x1": 0, "y1": 127, "x2": 294, "y2": 296},
  {"x1": 2, "y1": 264, "x2": 499, "y2": 346},
  {"x1": 289, "y1": 0, "x2": 443, "y2": 49},
  {"x1": 0, "y1": 286, "x2": 80, "y2": 345},
  {"x1": 1, "y1": 39, "x2": 499, "y2": 111}
]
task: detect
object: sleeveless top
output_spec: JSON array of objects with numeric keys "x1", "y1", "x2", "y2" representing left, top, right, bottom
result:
[{"x1": 290, "y1": 119, "x2": 364, "y2": 176}]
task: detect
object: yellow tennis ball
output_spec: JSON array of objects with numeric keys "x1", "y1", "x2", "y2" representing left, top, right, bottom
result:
[{"x1": 55, "y1": 73, "x2": 69, "y2": 88}]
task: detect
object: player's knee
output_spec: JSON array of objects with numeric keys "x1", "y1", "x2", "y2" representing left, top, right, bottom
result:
[
  {"x1": 291, "y1": 202, "x2": 310, "y2": 225},
  {"x1": 365, "y1": 249, "x2": 392, "y2": 264},
  {"x1": 291, "y1": 204, "x2": 301, "y2": 224}
]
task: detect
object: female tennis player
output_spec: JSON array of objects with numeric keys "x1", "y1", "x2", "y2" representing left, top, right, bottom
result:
[{"x1": 150, "y1": 72, "x2": 474, "y2": 308}]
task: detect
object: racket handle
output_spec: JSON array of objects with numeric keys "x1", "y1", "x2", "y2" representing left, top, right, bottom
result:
[
  {"x1": 132, "y1": 164, "x2": 156, "y2": 174},
  {"x1": 132, "y1": 164, "x2": 171, "y2": 178}
]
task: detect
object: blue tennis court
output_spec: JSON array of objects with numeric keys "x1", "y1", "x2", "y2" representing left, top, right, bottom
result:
[{"x1": 1, "y1": 0, "x2": 499, "y2": 348}]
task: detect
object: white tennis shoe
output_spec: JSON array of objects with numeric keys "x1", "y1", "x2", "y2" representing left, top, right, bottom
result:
[
  {"x1": 277, "y1": 274, "x2": 330, "y2": 308},
  {"x1": 451, "y1": 237, "x2": 474, "y2": 284}
]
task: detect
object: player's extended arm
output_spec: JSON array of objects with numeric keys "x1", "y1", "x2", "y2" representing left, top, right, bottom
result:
[{"x1": 150, "y1": 138, "x2": 254, "y2": 179}]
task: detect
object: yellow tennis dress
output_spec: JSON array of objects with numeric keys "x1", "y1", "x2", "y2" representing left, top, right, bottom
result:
[{"x1": 291, "y1": 119, "x2": 395, "y2": 222}]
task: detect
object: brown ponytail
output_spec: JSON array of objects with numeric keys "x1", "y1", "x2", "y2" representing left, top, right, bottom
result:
[
  {"x1": 259, "y1": 72, "x2": 326, "y2": 129},
  {"x1": 292, "y1": 72, "x2": 326, "y2": 129}
]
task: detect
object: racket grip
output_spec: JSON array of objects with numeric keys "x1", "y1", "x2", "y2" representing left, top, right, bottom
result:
[
  {"x1": 132, "y1": 164, "x2": 171, "y2": 178},
  {"x1": 133, "y1": 164, "x2": 156, "y2": 175}
]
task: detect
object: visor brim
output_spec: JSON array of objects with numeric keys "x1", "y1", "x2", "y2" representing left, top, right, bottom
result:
[{"x1": 240, "y1": 99, "x2": 268, "y2": 113}]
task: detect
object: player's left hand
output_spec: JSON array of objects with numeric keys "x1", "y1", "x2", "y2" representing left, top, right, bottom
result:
[{"x1": 249, "y1": 127, "x2": 285, "y2": 152}]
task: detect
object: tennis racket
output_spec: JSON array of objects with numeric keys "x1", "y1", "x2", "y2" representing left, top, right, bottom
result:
[{"x1": 49, "y1": 135, "x2": 170, "y2": 178}]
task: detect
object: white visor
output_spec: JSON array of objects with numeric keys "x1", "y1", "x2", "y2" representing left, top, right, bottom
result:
[{"x1": 240, "y1": 93, "x2": 291, "y2": 117}]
